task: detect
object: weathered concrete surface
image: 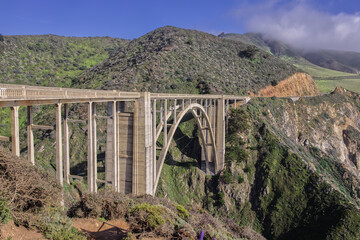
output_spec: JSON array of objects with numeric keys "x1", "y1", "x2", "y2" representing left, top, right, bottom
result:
[{"x1": 0, "y1": 84, "x2": 251, "y2": 195}]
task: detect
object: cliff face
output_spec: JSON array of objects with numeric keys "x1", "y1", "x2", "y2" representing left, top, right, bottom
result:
[{"x1": 256, "y1": 72, "x2": 320, "y2": 97}]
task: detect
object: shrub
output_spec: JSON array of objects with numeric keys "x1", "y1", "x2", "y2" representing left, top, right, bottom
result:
[
  {"x1": 0, "y1": 34, "x2": 4, "y2": 42},
  {"x1": 0, "y1": 198, "x2": 11, "y2": 224},
  {"x1": 220, "y1": 169, "x2": 233, "y2": 184},
  {"x1": 176, "y1": 204, "x2": 189, "y2": 219},
  {"x1": 271, "y1": 79, "x2": 278, "y2": 86},
  {"x1": 130, "y1": 203, "x2": 165, "y2": 230},
  {"x1": 238, "y1": 175, "x2": 244, "y2": 184},
  {"x1": 228, "y1": 108, "x2": 249, "y2": 134}
]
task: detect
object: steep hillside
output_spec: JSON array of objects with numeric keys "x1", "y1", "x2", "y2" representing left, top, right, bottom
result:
[
  {"x1": 0, "y1": 35, "x2": 129, "y2": 87},
  {"x1": 80, "y1": 26, "x2": 299, "y2": 95}
]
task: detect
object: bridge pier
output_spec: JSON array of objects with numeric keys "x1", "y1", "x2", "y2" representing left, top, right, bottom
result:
[
  {"x1": 27, "y1": 106, "x2": 35, "y2": 165},
  {"x1": 132, "y1": 92, "x2": 154, "y2": 195},
  {"x1": 216, "y1": 97, "x2": 225, "y2": 172},
  {"x1": 11, "y1": 106, "x2": 20, "y2": 157},
  {"x1": 63, "y1": 104, "x2": 70, "y2": 184},
  {"x1": 105, "y1": 101, "x2": 119, "y2": 191},
  {"x1": 56, "y1": 103, "x2": 63, "y2": 186},
  {"x1": 87, "y1": 102, "x2": 97, "y2": 193}
]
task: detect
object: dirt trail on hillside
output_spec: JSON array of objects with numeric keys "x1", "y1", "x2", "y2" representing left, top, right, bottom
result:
[
  {"x1": 0, "y1": 220, "x2": 45, "y2": 240},
  {"x1": 73, "y1": 218, "x2": 129, "y2": 239}
]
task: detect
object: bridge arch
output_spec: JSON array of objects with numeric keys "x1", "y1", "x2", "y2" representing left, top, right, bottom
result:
[{"x1": 153, "y1": 102, "x2": 218, "y2": 193}]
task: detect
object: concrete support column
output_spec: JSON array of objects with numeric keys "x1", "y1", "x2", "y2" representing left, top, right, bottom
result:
[
  {"x1": 27, "y1": 106, "x2": 34, "y2": 165},
  {"x1": 163, "y1": 99, "x2": 168, "y2": 147},
  {"x1": 173, "y1": 99, "x2": 177, "y2": 123},
  {"x1": 56, "y1": 103, "x2": 63, "y2": 186},
  {"x1": 216, "y1": 97, "x2": 225, "y2": 172},
  {"x1": 105, "y1": 101, "x2": 120, "y2": 191},
  {"x1": 113, "y1": 101, "x2": 119, "y2": 192},
  {"x1": 152, "y1": 99, "x2": 157, "y2": 189},
  {"x1": 87, "y1": 102, "x2": 97, "y2": 193},
  {"x1": 64, "y1": 104, "x2": 70, "y2": 184},
  {"x1": 133, "y1": 92, "x2": 153, "y2": 195},
  {"x1": 11, "y1": 106, "x2": 20, "y2": 157}
]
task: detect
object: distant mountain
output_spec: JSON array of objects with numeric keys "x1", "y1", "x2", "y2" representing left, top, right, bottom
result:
[
  {"x1": 220, "y1": 32, "x2": 360, "y2": 74},
  {"x1": 80, "y1": 26, "x2": 301, "y2": 95},
  {"x1": 0, "y1": 35, "x2": 129, "y2": 87},
  {"x1": 303, "y1": 49, "x2": 360, "y2": 74}
]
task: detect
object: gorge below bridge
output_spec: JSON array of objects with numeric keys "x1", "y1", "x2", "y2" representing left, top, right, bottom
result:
[{"x1": 0, "y1": 84, "x2": 251, "y2": 195}]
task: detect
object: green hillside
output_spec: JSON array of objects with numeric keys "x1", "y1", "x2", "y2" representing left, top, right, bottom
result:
[
  {"x1": 80, "y1": 26, "x2": 298, "y2": 94},
  {"x1": 0, "y1": 35, "x2": 129, "y2": 87}
]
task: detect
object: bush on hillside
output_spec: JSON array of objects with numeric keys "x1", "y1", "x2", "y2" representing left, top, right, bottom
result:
[{"x1": 0, "y1": 147, "x2": 61, "y2": 225}]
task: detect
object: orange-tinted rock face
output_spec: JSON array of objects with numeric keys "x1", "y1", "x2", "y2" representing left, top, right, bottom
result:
[{"x1": 255, "y1": 73, "x2": 320, "y2": 97}]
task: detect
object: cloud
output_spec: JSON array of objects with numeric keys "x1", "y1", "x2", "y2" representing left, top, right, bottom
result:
[{"x1": 234, "y1": 1, "x2": 360, "y2": 52}]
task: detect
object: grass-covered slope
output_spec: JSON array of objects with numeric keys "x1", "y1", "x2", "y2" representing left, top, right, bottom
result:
[
  {"x1": 80, "y1": 26, "x2": 298, "y2": 94},
  {"x1": 0, "y1": 35, "x2": 129, "y2": 87}
]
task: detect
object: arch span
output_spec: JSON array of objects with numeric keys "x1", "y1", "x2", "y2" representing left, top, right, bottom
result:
[{"x1": 153, "y1": 103, "x2": 218, "y2": 193}]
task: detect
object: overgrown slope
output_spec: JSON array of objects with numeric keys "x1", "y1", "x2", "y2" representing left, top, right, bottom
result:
[{"x1": 0, "y1": 34, "x2": 128, "y2": 87}]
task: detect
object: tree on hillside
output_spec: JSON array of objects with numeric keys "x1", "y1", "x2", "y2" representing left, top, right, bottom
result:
[{"x1": 0, "y1": 34, "x2": 4, "y2": 42}]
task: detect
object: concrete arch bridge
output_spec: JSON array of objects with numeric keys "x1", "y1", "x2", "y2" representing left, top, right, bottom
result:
[{"x1": 0, "y1": 84, "x2": 250, "y2": 195}]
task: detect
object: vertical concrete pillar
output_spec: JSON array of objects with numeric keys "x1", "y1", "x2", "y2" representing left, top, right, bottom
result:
[
  {"x1": 27, "y1": 106, "x2": 34, "y2": 165},
  {"x1": 87, "y1": 102, "x2": 97, "y2": 193},
  {"x1": 216, "y1": 97, "x2": 225, "y2": 172},
  {"x1": 64, "y1": 104, "x2": 70, "y2": 184},
  {"x1": 226, "y1": 99, "x2": 230, "y2": 134},
  {"x1": 152, "y1": 99, "x2": 157, "y2": 190},
  {"x1": 104, "y1": 101, "x2": 120, "y2": 191},
  {"x1": 56, "y1": 103, "x2": 63, "y2": 186},
  {"x1": 133, "y1": 92, "x2": 153, "y2": 195},
  {"x1": 173, "y1": 99, "x2": 177, "y2": 123},
  {"x1": 92, "y1": 103, "x2": 97, "y2": 192},
  {"x1": 11, "y1": 106, "x2": 20, "y2": 157},
  {"x1": 163, "y1": 99, "x2": 168, "y2": 147}
]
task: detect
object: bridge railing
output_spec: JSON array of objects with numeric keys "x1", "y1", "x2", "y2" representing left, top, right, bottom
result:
[{"x1": 0, "y1": 84, "x2": 141, "y2": 101}]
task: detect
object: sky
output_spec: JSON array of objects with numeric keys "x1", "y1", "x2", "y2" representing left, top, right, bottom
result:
[{"x1": 1, "y1": 0, "x2": 360, "y2": 51}]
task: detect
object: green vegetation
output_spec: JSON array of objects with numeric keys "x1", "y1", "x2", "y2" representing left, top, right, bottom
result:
[
  {"x1": 0, "y1": 198, "x2": 11, "y2": 224},
  {"x1": 130, "y1": 203, "x2": 165, "y2": 229},
  {"x1": 0, "y1": 35, "x2": 128, "y2": 88},
  {"x1": 294, "y1": 64, "x2": 356, "y2": 78},
  {"x1": 176, "y1": 204, "x2": 189, "y2": 219},
  {"x1": 80, "y1": 26, "x2": 297, "y2": 94}
]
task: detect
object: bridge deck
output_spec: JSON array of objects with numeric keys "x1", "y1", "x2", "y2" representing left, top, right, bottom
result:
[{"x1": 0, "y1": 84, "x2": 250, "y2": 107}]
